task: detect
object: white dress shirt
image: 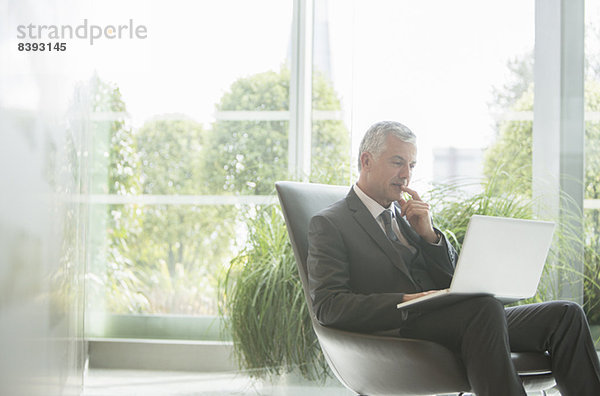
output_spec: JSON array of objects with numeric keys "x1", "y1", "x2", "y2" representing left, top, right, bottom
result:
[{"x1": 353, "y1": 183, "x2": 441, "y2": 248}]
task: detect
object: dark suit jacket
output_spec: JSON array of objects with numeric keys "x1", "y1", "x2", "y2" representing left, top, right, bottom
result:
[{"x1": 307, "y1": 187, "x2": 458, "y2": 333}]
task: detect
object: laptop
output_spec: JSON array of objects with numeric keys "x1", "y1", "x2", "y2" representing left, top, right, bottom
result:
[{"x1": 396, "y1": 215, "x2": 555, "y2": 310}]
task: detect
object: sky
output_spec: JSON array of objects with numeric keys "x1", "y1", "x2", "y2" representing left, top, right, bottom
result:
[
  {"x1": 5, "y1": 1, "x2": 534, "y2": 132},
  {"x1": 3, "y1": 0, "x2": 599, "y2": 184}
]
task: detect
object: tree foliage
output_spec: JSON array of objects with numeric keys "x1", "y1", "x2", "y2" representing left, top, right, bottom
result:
[
  {"x1": 92, "y1": 79, "x2": 236, "y2": 315},
  {"x1": 202, "y1": 67, "x2": 350, "y2": 195},
  {"x1": 483, "y1": 57, "x2": 600, "y2": 323},
  {"x1": 84, "y1": 75, "x2": 145, "y2": 313},
  {"x1": 96, "y1": 66, "x2": 351, "y2": 317},
  {"x1": 488, "y1": 52, "x2": 533, "y2": 117},
  {"x1": 125, "y1": 117, "x2": 235, "y2": 314}
]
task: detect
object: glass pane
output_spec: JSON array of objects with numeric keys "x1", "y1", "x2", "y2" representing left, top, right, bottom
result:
[
  {"x1": 585, "y1": 0, "x2": 600, "y2": 326},
  {"x1": 205, "y1": 120, "x2": 290, "y2": 195},
  {"x1": 311, "y1": 0, "x2": 353, "y2": 185},
  {"x1": 318, "y1": 0, "x2": 536, "y2": 236},
  {"x1": 315, "y1": 1, "x2": 591, "y2": 309},
  {"x1": 347, "y1": 0, "x2": 535, "y2": 191},
  {"x1": 88, "y1": 204, "x2": 237, "y2": 316},
  {"x1": 0, "y1": 1, "x2": 92, "y2": 391},
  {"x1": 315, "y1": 0, "x2": 535, "y2": 199},
  {"x1": 85, "y1": 0, "x2": 294, "y2": 336}
]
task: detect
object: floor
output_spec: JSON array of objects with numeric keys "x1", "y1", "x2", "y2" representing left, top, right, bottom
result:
[
  {"x1": 83, "y1": 368, "x2": 561, "y2": 396},
  {"x1": 83, "y1": 369, "x2": 355, "y2": 396}
]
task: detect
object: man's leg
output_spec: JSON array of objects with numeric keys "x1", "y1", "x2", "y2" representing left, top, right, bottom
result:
[
  {"x1": 506, "y1": 300, "x2": 600, "y2": 396},
  {"x1": 400, "y1": 296, "x2": 526, "y2": 396}
]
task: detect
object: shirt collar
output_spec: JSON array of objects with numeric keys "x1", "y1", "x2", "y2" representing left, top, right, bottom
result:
[{"x1": 353, "y1": 183, "x2": 396, "y2": 220}]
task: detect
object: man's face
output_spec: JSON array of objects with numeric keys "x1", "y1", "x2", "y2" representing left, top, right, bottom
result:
[{"x1": 360, "y1": 135, "x2": 417, "y2": 208}]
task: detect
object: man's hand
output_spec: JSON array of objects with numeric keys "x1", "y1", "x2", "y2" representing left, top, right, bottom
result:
[
  {"x1": 402, "y1": 289, "x2": 444, "y2": 302},
  {"x1": 398, "y1": 185, "x2": 440, "y2": 244}
]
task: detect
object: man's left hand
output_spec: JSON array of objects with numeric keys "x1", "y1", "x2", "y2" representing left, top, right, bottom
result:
[{"x1": 398, "y1": 185, "x2": 440, "y2": 244}]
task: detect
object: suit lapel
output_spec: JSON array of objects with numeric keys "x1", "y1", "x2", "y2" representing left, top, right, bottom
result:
[{"x1": 346, "y1": 189, "x2": 412, "y2": 278}]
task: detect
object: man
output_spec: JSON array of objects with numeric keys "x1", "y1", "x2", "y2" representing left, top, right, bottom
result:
[{"x1": 306, "y1": 121, "x2": 600, "y2": 395}]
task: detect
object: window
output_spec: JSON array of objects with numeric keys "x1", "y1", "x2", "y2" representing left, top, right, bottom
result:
[
  {"x1": 315, "y1": 0, "x2": 535, "y2": 192},
  {"x1": 584, "y1": 0, "x2": 600, "y2": 326},
  {"x1": 85, "y1": 0, "x2": 296, "y2": 339},
  {"x1": 85, "y1": 0, "x2": 599, "y2": 341}
]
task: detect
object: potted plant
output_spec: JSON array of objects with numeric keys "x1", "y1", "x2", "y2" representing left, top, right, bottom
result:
[
  {"x1": 427, "y1": 168, "x2": 589, "y2": 305},
  {"x1": 218, "y1": 205, "x2": 330, "y2": 381}
]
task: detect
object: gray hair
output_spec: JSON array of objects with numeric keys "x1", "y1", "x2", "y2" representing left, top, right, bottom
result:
[{"x1": 358, "y1": 121, "x2": 416, "y2": 171}]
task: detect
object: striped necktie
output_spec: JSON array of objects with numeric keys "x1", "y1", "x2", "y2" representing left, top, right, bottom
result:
[{"x1": 380, "y1": 209, "x2": 417, "y2": 256}]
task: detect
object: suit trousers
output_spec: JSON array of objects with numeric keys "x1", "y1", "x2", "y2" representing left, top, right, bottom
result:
[{"x1": 398, "y1": 296, "x2": 600, "y2": 396}]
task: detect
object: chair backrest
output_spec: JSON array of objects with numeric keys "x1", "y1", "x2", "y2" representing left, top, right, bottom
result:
[{"x1": 275, "y1": 181, "x2": 349, "y2": 312}]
